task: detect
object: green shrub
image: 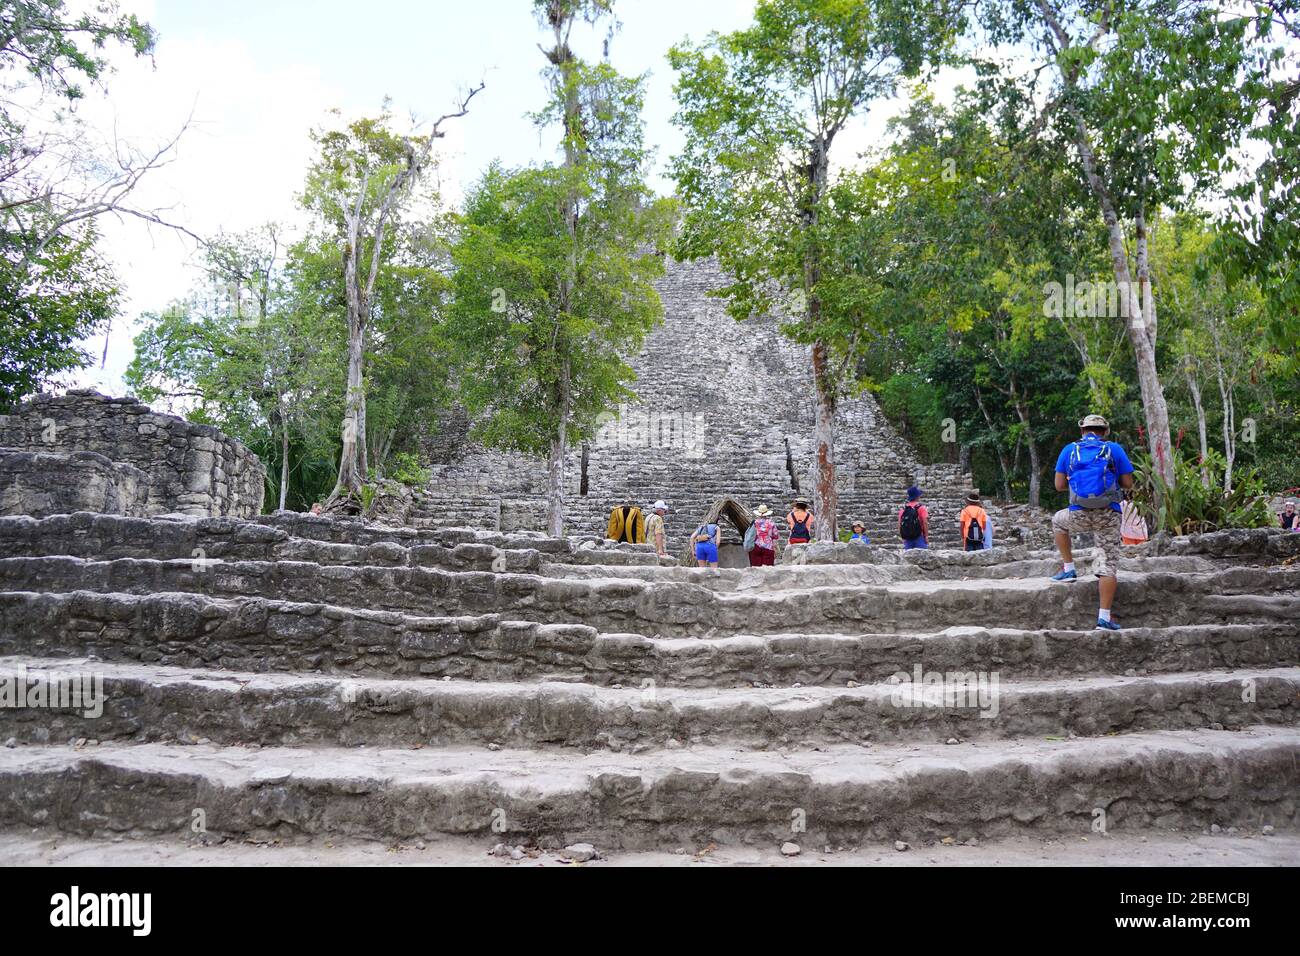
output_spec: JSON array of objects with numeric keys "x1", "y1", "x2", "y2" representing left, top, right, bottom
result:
[
  {"x1": 359, "y1": 483, "x2": 378, "y2": 515},
  {"x1": 388, "y1": 452, "x2": 431, "y2": 488},
  {"x1": 1131, "y1": 448, "x2": 1274, "y2": 534}
]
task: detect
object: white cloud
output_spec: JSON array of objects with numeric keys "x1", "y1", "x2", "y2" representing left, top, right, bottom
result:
[{"x1": 64, "y1": 19, "x2": 346, "y2": 393}]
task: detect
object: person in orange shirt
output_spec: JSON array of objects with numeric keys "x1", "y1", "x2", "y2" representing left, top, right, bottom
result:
[{"x1": 959, "y1": 491, "x2": 989, "y2": 552}]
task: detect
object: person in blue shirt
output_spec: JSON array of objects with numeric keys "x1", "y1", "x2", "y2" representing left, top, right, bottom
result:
[
  {"x1": 849, "y1": 520, "x2": 870, "y2": 545},
  {"x1": 1049, "y1": 414, "x2": 1135, "y2": 630}
]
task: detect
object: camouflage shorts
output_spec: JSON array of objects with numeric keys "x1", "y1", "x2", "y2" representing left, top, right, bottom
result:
[{"x1": 1052, "y1": 507, "x2": 1122, "y2": 578}]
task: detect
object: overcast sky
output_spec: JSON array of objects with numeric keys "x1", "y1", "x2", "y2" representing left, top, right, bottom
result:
[{"x1": 67, "y1": 0, "x2": 966, "y2": 396}]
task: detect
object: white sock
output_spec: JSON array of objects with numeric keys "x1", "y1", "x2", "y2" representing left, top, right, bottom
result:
[
  {"x1": 1098, "y1": 608, "x2": 1112, "y2": 622},
  {"x1": 1063, "y1": 562, "x2": 1075, "y2": 573}
]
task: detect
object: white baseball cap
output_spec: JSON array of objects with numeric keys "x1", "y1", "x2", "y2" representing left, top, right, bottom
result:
[{"x1": 653, "y1": 500, "x2": 667, "y2": 511}]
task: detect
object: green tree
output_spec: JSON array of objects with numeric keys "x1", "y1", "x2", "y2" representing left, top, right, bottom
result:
[
  {"x1": 1214, "y1": 2, "x2": 1300, "y2": 339},
  {"x1": 0, "y1": 1, "x2": 156, "y2": 407},
  {"x1": 980, "y1": 0, "x2": 1266, "y2": 490},
  {"x1": 830, "y1": 94, "x2": 1100, "y2": 506},
  {"x1": 669, "y1": 0, "x2": 963, "y2": 538},
  {"x1": 447, "y1": 0, "x2": 669, "y2": 535},
  {"x1": 1158, "y1": 213, "x2": 1273, "y2": 493},
  {"x1": 301, "y1": 96, "x2": 478, "y2": 503},
  {"x1": 127, "y1": 227, "x2": 332, "y2": 511},
  {"x1": 0, "y1": 224, "x2": 119, "y2": 407}
]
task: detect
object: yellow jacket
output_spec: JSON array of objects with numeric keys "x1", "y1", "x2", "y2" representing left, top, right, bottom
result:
[{"x1": 606, "y1": 505, "x2": 644, "y2": 543}]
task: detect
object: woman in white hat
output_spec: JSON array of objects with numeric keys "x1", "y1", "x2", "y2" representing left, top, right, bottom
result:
[{"x1": 748, "y1": 504, "x2": 780, "y2": 566}]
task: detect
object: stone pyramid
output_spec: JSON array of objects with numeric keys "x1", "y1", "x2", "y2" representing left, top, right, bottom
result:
[{"x1": 414, "y1": 258, "x2": 974, "y2": 548}]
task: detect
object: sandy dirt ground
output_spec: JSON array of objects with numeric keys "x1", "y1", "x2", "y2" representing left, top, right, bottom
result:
[{"x1": 2, "y1": 828, "x2": 1297, "y2": 867}]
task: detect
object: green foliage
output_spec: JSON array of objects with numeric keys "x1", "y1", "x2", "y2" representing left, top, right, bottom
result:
[
  {"x1": 387, "y1": 452, "x2": 430, "y2": 488},
  {"x1": 128, "y1": 213, "x2": 453, "y2": 513},
  {"x1": 448, "y1": 162, "x2": 668, "y2": 456},
  {"x1": 447, "y1": 4, "x2": 668, "y2": 490},
  {"x1": 669, "y1": 0, "x2": 964, "y2": 382},
  {"x1": 0, "y1": 1, "x2": 154, "y2": 407},
  {"x1": 878, "y1": 372, "x2": 946, "y2": 461},
  {"x1": 300, "y1": 108, "x2": 427, "y2": 243},
  {"x1": 0, "y1": 224, "x2": 119, "y2": 408},
  {"x1": 1131, "y1": 448, "x2": 1274, "y2": 534},
  {"x1": 0, "y1": 1, "x2": 155, "y2": 105},
  {"x1": 1209, "y1": 2, "x2": 1300, "y2": 337},
  {"x1": 834, "y1": 87, "x2": 1297, "y2": 507}
]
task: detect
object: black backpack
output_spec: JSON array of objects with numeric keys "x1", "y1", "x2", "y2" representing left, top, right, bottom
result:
[
  {"x1": 899, "y1": 503, "x2": 923, "y2": 541},
  {"x1": 965, "y1": 511, "x2": 984, "y2": 547}
]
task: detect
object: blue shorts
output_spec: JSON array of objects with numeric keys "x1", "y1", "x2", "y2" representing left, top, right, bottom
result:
[
  {"x1": 903, "y1": 535, "x2": 928, "y2": 550},
  {"x1": 694, "y1": 541, "x2": 719, "y2": 563}
]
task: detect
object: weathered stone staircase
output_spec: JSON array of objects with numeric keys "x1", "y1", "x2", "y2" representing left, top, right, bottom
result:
[{"x1": 0, "y1": 512, "x2": 1296, "y2": 857}]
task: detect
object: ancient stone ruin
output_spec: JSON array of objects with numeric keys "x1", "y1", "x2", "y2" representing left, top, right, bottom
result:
[
  {"x1": 0, "y1": 389, "x2": 265, "y2": 519},
  {"x1": 0, "y1": 260, "x2": 1295, "y2": 862},
  {"x1": 0, "y1": 512, "x2": 1296, "y2": 854},
  {"x1": 416, "y1": 258, "x2": 986, "y2": 548}
]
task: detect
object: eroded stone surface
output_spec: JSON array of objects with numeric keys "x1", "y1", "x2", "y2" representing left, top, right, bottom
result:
[
  {"x1": 0, "y1": 729, "x2": 1295, "y2": 846},
  {"x1": 0, "y1": 390, "x2": 264, "y2": 517},
  {"x1": 0, "y1": 509, "x2": 1296, "y2": 856},
  {"x1": 0, "y1": 451, "x2": 148, "y2": 519}
]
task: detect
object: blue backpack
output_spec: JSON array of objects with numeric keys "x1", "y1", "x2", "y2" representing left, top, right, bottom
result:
[{"x1": 1067, "y1": 440, "x2": 1121, "y2": 508}]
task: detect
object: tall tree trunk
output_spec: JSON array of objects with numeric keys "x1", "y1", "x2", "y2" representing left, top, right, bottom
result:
[
  {"x1": 1011, "y1": 389, "x2": 1041, "y2": 509},
  {"x1": 541, "y1": 3, "x2": 582, "y2": 538},
  {"x1": 810, "y1": 336, "x2": 837, "y2": 540},
  {"x1": 1216, "y1": 363, "x2": 1236, "y2": 494},
  {"x1": 1068, "y1": 114, "x2": 1175, "y2": 490},
  {"x1": 547, "y1": 358, "x2": 570, "y2": 537},
  {"x1": 1207, "y1": 310, "x2": 1236, "y2": 494},
  {"x1": 975, "y1": 385, "x2": 1012, "y2": 501},
  {"x1": 803, "y1": 140, "x2": 836, "y2": 541},
  {"x1": 334, "y1": 203, "x2": 368, "y2": 498},
  {"x1": 336, "y1": 313, "x2": 366, "y2": 496},
  {"x1": 278, "y1": 400, "x2": 290, "y2": 511},
  {"x1": 1183, "y1": 359, "x2": 1210, "y2": 488},
  {"x1": 1025, "y1": 432, "x2": 1042, "y2": 509}
]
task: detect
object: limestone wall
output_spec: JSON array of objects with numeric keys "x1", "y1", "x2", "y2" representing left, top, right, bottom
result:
[
  {"x1": 0, "y1": 390, "x2": 265, "y2": 518},
  {"x1": 0, "y1": 450, "x2": 149, "y2": 519}
]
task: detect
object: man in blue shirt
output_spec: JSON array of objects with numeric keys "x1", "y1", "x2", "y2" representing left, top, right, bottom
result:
[{"x1": 1049, "y1": 414, "x2": 1135, "y2": 630}]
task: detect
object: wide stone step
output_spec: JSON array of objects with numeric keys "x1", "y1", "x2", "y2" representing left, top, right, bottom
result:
[
  {"x1": 3, "y1": 554, "x2": 1296, "y2": 636},
  {"x1": 2, "y1": 590, "x2": 1296, "y2": 685},
  {"x1": 1, "y1": 727, "x2": 1295, "y2": 846},
  {"x1": 0, "y1": 512, "x2": 608, "y2": 572},
  {"x1": 0, "y1": 509, "x2": 1140, "y2": 574},
  {"x1": 543, "y1": 550, "x2": 1219, "y2": 583},
  {"x1": 2, "y1": 656, "x2": 1295, "y2": 750}
]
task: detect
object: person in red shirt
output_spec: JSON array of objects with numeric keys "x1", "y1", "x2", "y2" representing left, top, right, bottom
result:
[
  {"x1": 748, "y1": 504, "x2": 780, "y2": 566},
  {"x1": 898, "y1": 486, "x2": 928, "y2": 549}
]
